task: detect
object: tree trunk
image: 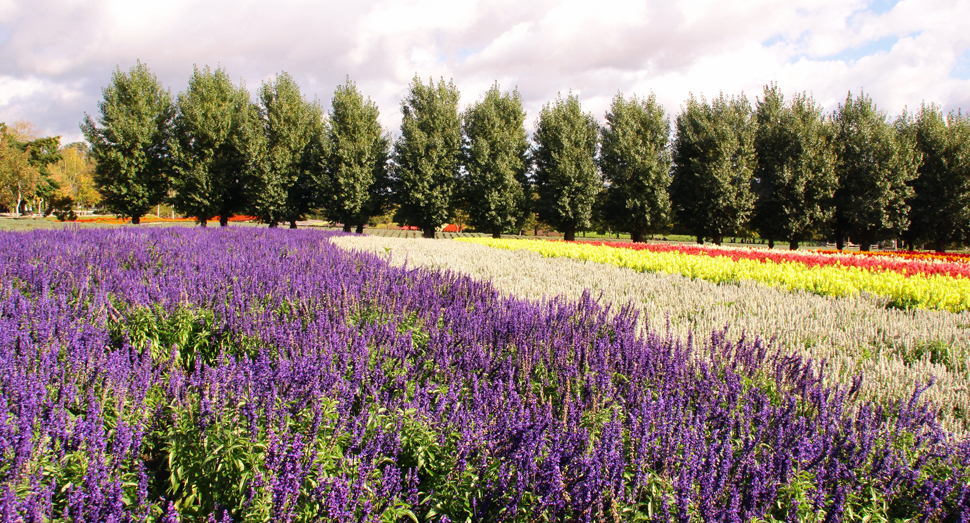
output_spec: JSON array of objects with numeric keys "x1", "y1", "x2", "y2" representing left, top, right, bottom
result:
[
  {"x1": 15, "y1": 184, "x2": 21, "y2": 218},
  {"x1": 219, "y1": 215, "x2": 229, "y2": 227},
  {"x1": 131, "y1": 215, "x2": 141, "y2": 225},
  {"x1": 492, "y1": 230, "x2": 502, "y2": 239},
  {"x1": 564, "y1": 227, "x2": 575, "y2": 242},
  {"x1": 713, "y1": 234, "x2": 722, "y2": 246},
  {"x1": 767, "y1": 238, "x2": 774, "y2": 249},
  {"x1": 789, "y1": 240, "x2": 799, "y2": 250},
  {"x1": 631, "y1": 231, "x2": 646, "y2": 243},
  {"x1": 859, "y1": 237, "x2": 870, "y2": 251},
  {"x1": 422, "y1": 227, "x2": 436, "y2": 239},
  {"x1": 355, "y1": 224, "x2": 364, "y2": 234},
  {"x1": 289, "y1": 220, "x2": 298, "y2": 229},
  {"x1": 696, "y1": 236, "x2": 703, "y2": 245},
  {"x1": 343, "y1": 223, "x2": 352, "y2": 233},
  {"x1": 831, "y1": 223, "x2": 843, "y2": 250},
  {"x1": 199, "y1": 219, "x2": 207, "y2": 227},
  {"x1": 935, "y1": 238, "x2": 946, "y2": 253},
  {"x1": 268, "y1": 222, "x2": 278, "y2": 228}
]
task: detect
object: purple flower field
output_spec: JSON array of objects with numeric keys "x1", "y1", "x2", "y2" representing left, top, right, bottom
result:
[{"x1": 1, "y1": 227, "x2": 968, "y2": 522}]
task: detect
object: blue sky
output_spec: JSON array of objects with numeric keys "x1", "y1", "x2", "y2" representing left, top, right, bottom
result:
[
  {"x1": 1, "y1": 0, "x2": 968, "y2": 143},
  {"x1": 820, "y1": 36, "x2": 900, "y2": 63}
]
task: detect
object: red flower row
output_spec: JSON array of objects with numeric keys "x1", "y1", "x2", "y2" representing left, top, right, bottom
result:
[{"x1": 578, "y1": 241, "x2": 970, "y2": 279}]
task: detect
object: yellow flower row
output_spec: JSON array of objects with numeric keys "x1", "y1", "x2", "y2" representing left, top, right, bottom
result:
[{"x1": 457, "y1": 238, "x2": 970, "y2": 312}]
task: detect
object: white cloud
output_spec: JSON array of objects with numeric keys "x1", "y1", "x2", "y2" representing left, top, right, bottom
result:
[
  {"x1": 0, "y1": 74, "x2": 88, "y2": 141},
  {"x1": 0, "y1": 75, "x2": 44, "y2": 105},
  {"x1": 0, "y1": 0, "x2": 968, "y2": 142}
]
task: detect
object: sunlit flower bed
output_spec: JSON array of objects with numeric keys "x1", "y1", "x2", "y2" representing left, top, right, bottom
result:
[
  {"x1": 581, "y1": 241, "x2": 970, "y2": 279},
  {"x1": 4, "y1": 228, "x2": 969, "y2": 521},
  {"x1": 848, "y1": 250, "x2": 970, "y2": 263},
  {"x1": 459, "y1": 238, "x2": 970, "y2": 312},
  {"x1": 336, "y1": 235, "x2": 970, "y2": 434}
]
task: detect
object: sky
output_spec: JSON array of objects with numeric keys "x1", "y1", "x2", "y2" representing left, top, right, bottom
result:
[{"x1": 1, "y1": 0, "x2": 969, "y2": 144}]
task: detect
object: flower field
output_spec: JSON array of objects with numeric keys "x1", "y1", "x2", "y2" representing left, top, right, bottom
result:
[
  {"x1": 850, "y1": 250, "x2": 970, "y2": 263},
  {"x1": 2, "y1": 229, "x2": 968, "y2": 522},
  {"x1": 458, "y1": 238, "x2": 970, "y2": 312},
  {"x1": 578, "y1": 241, "x2": 970, "y2": 279},
  {"x1": 336, "y1": 235, "x2": 970, "y2": 435}
]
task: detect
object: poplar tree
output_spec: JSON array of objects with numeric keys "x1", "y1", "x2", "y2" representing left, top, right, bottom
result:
[
  {"x1": 752, "y1": 84, "x2": 837, "y2": 250},
  {"x1": 599, "y1": 92, "x2": 672, "y2": 243},
  {"x1": 393, "y1": 76, "x2": 462, "y2": 238},
  {"x1": 830, "y1": 92, "x2": 919, "y2": 250},
  {"x1": 670, "y1": 93, "x2": 756, "y2": 245},
  {"x1": 900, "y1": 105, "x2": 970, "y2": 252},
  {"x1": 321, "y1": 78, "x2": 390, "y2": 233},
  {"x1": 81, "y1": 61, "x2": 174, "y2": 224},
  {"x1": 461, "y1": 83, "x2": 531, "y2": 238},
  {"x1": 533, "y1": 93, "x2": 600, "y2": 242},
  {"x1": 250, "y1": 72, "x2": 326, "y2": 228},
  {"x1": 170, "y1": 66, "x2": 254, "y2": 227}
]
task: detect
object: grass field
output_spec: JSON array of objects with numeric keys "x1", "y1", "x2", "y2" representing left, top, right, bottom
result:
[{"x1": 0, "y1": 216, "x2": 198, "y2": 231}]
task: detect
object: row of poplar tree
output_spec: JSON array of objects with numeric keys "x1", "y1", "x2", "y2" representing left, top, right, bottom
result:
[{"x1": 82, "y1": 62, "x2": 970, "y2": 250}]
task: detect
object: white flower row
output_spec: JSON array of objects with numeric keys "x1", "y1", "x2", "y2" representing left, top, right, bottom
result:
[{"x1": 332, "y1": 235, "x2": 970, "y2": 434}]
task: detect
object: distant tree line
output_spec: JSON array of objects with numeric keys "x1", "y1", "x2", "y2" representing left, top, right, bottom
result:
[
  {"x1": 81, "y1": 63, "x2": 970, "y2": 251},
  {"x1": 0, "y1": 120, "x2": 99, "y2": 219},
  {"x1": 0, "y1": 122, "x2": 61, "y2": 216}
]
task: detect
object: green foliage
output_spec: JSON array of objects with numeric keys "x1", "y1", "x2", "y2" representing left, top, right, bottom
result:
[
  {"x1": 321, "y1": 77, "x2": 391, "y2": 232},
  {"x1": 461, "y1": 83, "x2": 531, "y2": 238},
  {"x1": 830, "y1": 91, "x2": 920, "y2": 250},
  {"x1": 152, "y1": 402, "x2": 270, "y2": 520},
  {"x1": 751, "y1": 84, "x2": 837, "y2": 250},
  {"x1": 393, "y1": 76, "x2": 462, "y2": 238},
  {"x1": 249, "y1": 72, "x2": 327, "y2": 228},
  {"x1": 169, "y1": 66, "x2": 255, "y2": 227},
  {"x1": 670, "y1": 92, "x2": 757, "y2": 245},
  {"x1": 81, "y1": 61, "x2": 174, "y2": 224},
  {"x1": 899, "y1": 104, "x2": 970, "y2": 252},
  {"x1": 50, "y1": 142, "x2": 100, "y2": 210},
  {"x1": 598, "y1": 92, "x2": 672, "y2": 243},
  {"x1": 0, "y1": 122, "x2": 61, "y2": 216},
  {"x1": 109, "y1": 305, "x2": 235, "y2": 370},
  {"x1": 50, "y1": 194, "x2": 77, "y2": 221},
  {"x1": 533, "y1": 93, "x2": 601, "y2": 242},
  {"x1": 904, "y1": 340, "x2": 954, "y2": 370},
  {"x1": 0, "y1": 125, "x2": 38, "y2": 213}
]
